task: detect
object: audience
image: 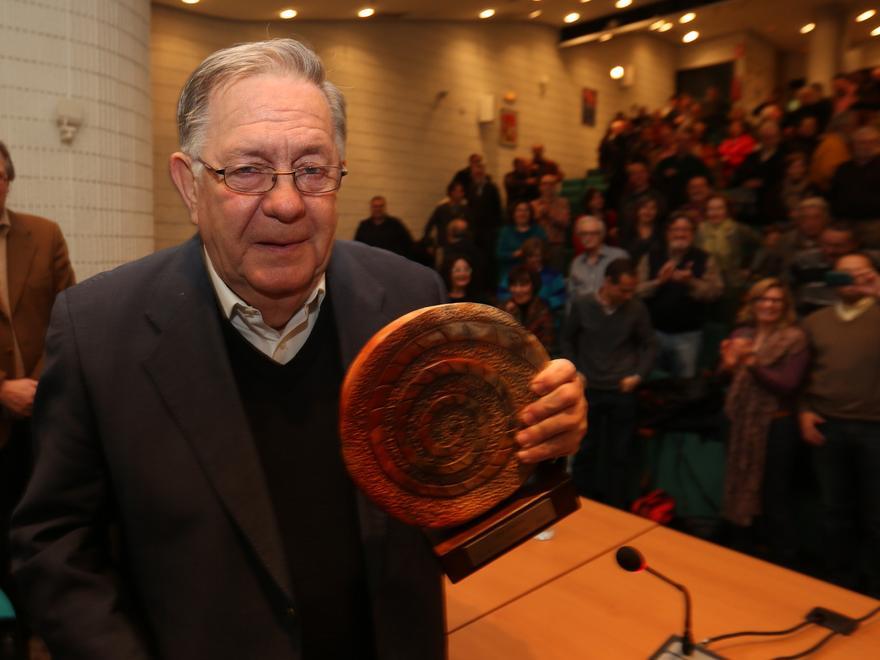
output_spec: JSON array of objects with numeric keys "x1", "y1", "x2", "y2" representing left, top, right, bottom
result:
[
  {"x1": 503, "y1": 157, "x2": 539, "y2": 203},
  {"x1": 353, "y1": 195, "x2": 414, "y2": 259},
  {"x1": 531, "y1": 173, "x2": 571, "y2": 271},
  {"x1": 828, "y1": 125, "x2": 880, "y2": 248},
  {"x1": 563, "y1": 258, "x2": 656, "y2": 509},
  {"x1": 567, "y1": 216, "x2": 627, "y2": 301},
  {"x1": 423, "y1": 180, "x2": 472, "y2": 257},
  {"x1": 496, "y1": 200, "x2": 547, "y2": 281},
  {"x1": 442, "y1": 254, "x2": 488, "y2": 305},
  {"x1": 501, "y1": 264, "x2": 555, "y2": 353}
]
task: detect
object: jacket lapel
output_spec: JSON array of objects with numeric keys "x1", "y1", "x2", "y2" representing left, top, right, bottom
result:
[
  {"x1": 6, "y1": 211, "x2": 37, "y2": 314},
  {"x1": 141, "y1": 238, "x2": 294, "y2": 603}
]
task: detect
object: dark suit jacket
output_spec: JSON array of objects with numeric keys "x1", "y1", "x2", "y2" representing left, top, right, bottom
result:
[
  {"x1": 0, "y1": 211, "x2": 74, "y2": 446},
  {"x1": 11, "y1": 237, "x2": 447, "y2": 660}
]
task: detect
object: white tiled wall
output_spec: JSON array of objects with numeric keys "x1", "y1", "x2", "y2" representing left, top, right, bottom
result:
[
  {"x1": 151, "y1": 7, "x2": 677, "y2": 250},
  {"x1": 0, "y1": 0, "x2": 153, "y2": 280}
]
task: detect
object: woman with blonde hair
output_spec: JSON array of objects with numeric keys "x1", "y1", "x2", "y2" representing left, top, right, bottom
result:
[{"x1": 719, "y1": 278, "x2": 809, "y2": 566}]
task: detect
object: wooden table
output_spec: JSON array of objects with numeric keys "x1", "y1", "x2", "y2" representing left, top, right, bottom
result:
[
  {"x1": 444, "y1": 498, "x2": 658, "y2": 632},
  {"x1": 449, "y1": 516, "x2": 880, "y2": 658}
]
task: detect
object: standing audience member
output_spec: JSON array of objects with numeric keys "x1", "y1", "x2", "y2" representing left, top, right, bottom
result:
[
  {"x1": 531, "y1": 174, "x2": 571, "y2": 272},
  {"x1": 718, "y1": 119, "x2": 756, "y2": 185},
  {"x1": 502, "y1": 264, "x2": 555, "y2": 353},
  {"x1": 779, "y1": 152, "x2": 819, "y2": 220},
  {"x1": 563, "y1": 258, "x2": 656, "y2": 509},
  {"x1": 621, "y1": 197, "x2": 663, "y2": 263},
  {"x1": 676, "y1": 174, "x2": 713, "y2": 226},
  {"x1": 353, "y1": 195, "x2": 414, "y2": 259},
  {"x1": 496, "y1": 200, "x2": 547, "y2": 281},
  {"x1": 719, "y1": 279, "x2": 808, "y2": 567},
  {"x1": 732, "y1": 120, "x2": 787, "y2": 226},
  {"x1": 638, "y1": 215, "x2": 722, "y2": 378},
  {"x1": 654, "y1": 129, "x2": 711, "y2": 211},
  {"x1": 567, "y1": 216, "x2": 627, "y2": 301},
  {"x1": 800, "y1": 253, "x2": 880, "y2": 598},
  {"x1": 450, "y1": 153, "x2": 482, "y2": 190},
  {"x1": 618, "y1": 159, "x2": 665, "y2": 246},
  {"x1": 573, "y1": 188, "x2": 616, "y2": 253},
  {"x1": 788, "y1": 223, "x2": 860, "y2": 316},
  {"x1": 466, "y1": 160, "x2": 503, "y2": 274},
  {"x1": 0, "y1": 141, "x2": 75, "y2": 620},
  {"x1": 503, "y1": 157, "x2": 538, "y2": 203},
  {"x1": 422, "y1": 180, "x2": 471, "y2": 256},
  {"x1": 828, "y1": 125, "x2": 880, "y2": 248},
  {"x1": 696, "y1": 194, "x2": 760, "y2": 293},
  {"x1": 528, "y1": 144, "x2": 562, "y2": 180},
  {"x1": 778, "y1": 197, "x2": 830, "y2": 264}
]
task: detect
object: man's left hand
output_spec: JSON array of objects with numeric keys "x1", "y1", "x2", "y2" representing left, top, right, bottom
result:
[{"x1": 515, "y1": 359, "x2": 587, "y2": 464}]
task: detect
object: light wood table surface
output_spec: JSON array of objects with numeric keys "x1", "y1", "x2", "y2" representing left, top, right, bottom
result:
[
  {"x1": 444, "y1": 498, "x2": 658, "y2": 632},
  {"x1": 449, "y1": 520, "x2": 879, "y2": 659}
]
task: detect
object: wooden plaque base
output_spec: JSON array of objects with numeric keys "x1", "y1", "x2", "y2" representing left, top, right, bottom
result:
[{"x1": 426, "y1": 462, "x2": 580, "y2": 583}]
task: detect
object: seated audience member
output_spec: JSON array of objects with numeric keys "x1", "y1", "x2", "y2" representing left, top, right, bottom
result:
[
  {"x1": 621, "y1": 197, "x2": 663, "y2": 263},
  {"x1": 829, "y1": 125, "x2": 880, "y2": 248},
  {"x1": 573, "y1": 188, "x2": 616, "y2": 253},
  {"x1": 788, "y1": 222, "x2": 860, "y2": 316},
  {"x1": 748, "y1": 224, "x2": 787, "y2": 280},
  {"x1": 719, "y1": 279, "x2": 808, "y2": 566},
  {"x1": 568, "y1": 216, "x2": 628, "y2": 301},
  {"x1": 496, "y1": 200, "x2": 547, "y2": 281},
  {"x1": 503, "y1": 157, "x2": 538, "y2": 203},
  {"x1": 353, "y1": 195, "x2": 414, "y2": 259},
  {"x1": 779, "y1": 152, "x2": 819, "y2": 220},
  {"x1": 530, "y1": 174, "x2": 571, "y2": 272},
  {"x1": 637, "y1": 215, "x2": 723, "y2": 378},
  {"x1": 676, "y1": 174, "x2": 713, "y2": 226},
  {"x1": 562, "y1": 258, "x2": 656, "y2": 509},
  {"x1": 450, "y1": 153, "x2": 481, "y2": 190},
  {"x1": 696, "y1": 194, "x2": 760, "y2": 291},
  {"x1": 618, "y1": 159, "x2": 666, "y2": 245},
  {"x1": 498, "y1": 237, "x2": 566, "y2": 312},
  {"x1": 501, "y1": 264, "x2": 555, "y2": 353},
  {"x1": 423, "y1": 180, "x2": 472, "y2": 255},
  {"x1": 718, "y1": 119, "x2": 756, "y2": 184},
  {"x1": 654, "y1": 128, "x2": 712, "y2": 210},
  {"x1": 732, "y1": 120, "x2": 787, "y2": 226},
  {"x1": 800, "y1": 253, "x2": 880, "y2": 598},
  {"x1": 439, "y1": 218, "x2": 488, "y2": 292},
  {"x1": 441, "y1": 254, "x2": 488, "y2": 305},
  {"x1": 528, "y1": 143, "x2": 562, "y2": 180}
]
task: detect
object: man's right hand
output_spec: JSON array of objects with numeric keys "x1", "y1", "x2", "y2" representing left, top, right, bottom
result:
[
  {"x1": 799, "y1": 410, "x2": 826, "y2": 446},
  {"x1": 0, "y1": 378, "x2": 38, "y2": 417}
]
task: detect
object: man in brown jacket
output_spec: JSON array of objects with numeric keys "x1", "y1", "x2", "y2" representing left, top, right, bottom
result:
[{"x1": 0, "y1": 141, "x2": 75, "y2": 605}]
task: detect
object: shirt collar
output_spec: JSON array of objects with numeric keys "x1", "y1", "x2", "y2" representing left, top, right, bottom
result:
[
  {"x1": 203, "y1": 247, "x2": 326, "y2": 325},
  {"x1": 834, "y1": 296, "x2": 875, "y2": 322}
]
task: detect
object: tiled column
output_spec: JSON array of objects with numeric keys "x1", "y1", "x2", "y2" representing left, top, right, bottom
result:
[
  {"x1": 806, "y1": 5, "x2": 845, "y2": 89},
  {"x1": 0, "y1": 0, "x2": 152, "y2": 280}
]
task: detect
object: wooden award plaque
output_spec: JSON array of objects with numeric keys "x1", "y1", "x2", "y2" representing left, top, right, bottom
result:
[{"x1": 340, "y1": 303, "x2": 580, "y2": 582}]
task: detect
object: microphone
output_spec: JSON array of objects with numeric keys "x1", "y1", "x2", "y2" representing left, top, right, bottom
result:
[{"x1": 616, "y1": 546, "x2": 695, "y2": 656}]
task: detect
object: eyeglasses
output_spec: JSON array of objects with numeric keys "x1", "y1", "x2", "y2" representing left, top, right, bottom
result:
[
  {"x1": 198, "y1": 159, "x2": 347, "y2": 195},
  {"x1": 756, "y1": 296, "x2": 785, "y2": 305}
]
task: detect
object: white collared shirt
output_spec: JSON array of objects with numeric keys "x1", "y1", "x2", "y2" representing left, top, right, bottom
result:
[{"x1": 204, "y1": 249, "x2": 325, "y2": 364}]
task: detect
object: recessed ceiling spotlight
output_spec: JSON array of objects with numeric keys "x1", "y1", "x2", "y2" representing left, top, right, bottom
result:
[
  {"x1": 800, "y1": 22, "x2": 816, "y2": 34},
  {"x1": 610, "y1": 66, "x2": 625, "y2": 80},
  {"x1": 181, "y1": 0, "x2": 199, "y2": 4},
  {"x1": 529, "y1": 10, "x2": 542, "y2": 19},
  {"x1": 615, "y1": 0, "x2": 633, "y2": 8},
  {"x1": 279, "y1": 8, "x2": 297, "y2": 19},
  {"x1": 872, "y1": 25, "x2": 880, "y2": 36},
  {"x1": 650, "y1": 20, "x2": 665, "y2": 31},
  {"x1": 682, "y1": 30, "x2": 699, "y2": 43},
  {"x1": 599, "y1": 33, "x2": 613, "y2": 42},
  {"x1": 658, "y1": 21, "x2": 673, "y2": 32},
  {"x1": 579, "y1": 0, "x2": 592, "y2": 3},
  {"x1": 564, "y1": 12, "x2": 580, "y2": 23},
  {"x1": 857, "y1": 10, "x2": 877, "y2": 22},
  {"x1": 357, "y1": 7, "x2": 375, "y2": 18},
  {"x1": 680, "y1": 12, "x2": 696, "y2": 23},
  {"x1": 479, "y1": 8, "x2": 495, "y2": 19}
]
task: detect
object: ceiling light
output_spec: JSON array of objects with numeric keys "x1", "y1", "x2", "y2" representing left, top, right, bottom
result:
[
  {"x1": 873, "y1": 25, "x2": 880, "y2": 36},
  {"x1": 181, "y1": 0, "x2": 199, "y2": 4},
  {"x1": 564, "y1": 12, "x2": 580, "y2": 23},
  {"x1": 658, "y1": 22, "x2": 673, "y2": 32},
  {"x1": 479, "y1": 8, "x2": 495, "y2": 18},
  {"x1": 679, "y1": 12, "x2": 696, "y2": 23},
  {"x1": 529, "y1": 10, "x2": 542, "y2": 19},
  {"x1": 279, "y1": 8, "x2": 297, "y2": 19},
  {"x1": 800, "y1": 22, "x2": 816, "y2": 34},
  {"x1": 599, "y1": 33, "x2": 613, "y2": 42},
  {"x1": 857, "y1": 10, "x2": 876, "y2": 22},
  {"x1": 610, "y1": 66, "x2": 625, "y2": 80},
  {"x1": 357, "y1": 7, "x2": 375, "y2": 18},
  {"x1": 682, "y1": 30, "x2": 699, "y2": 43},
  {"x1": 579, "y1": 0, "x2": 591, "y2": 3},
  {"x1": 650, "y1": 20, "x2": 665, "y2": 30},
  {"x1": 615, "y1": 0, "x2": 632, "y2": 8}
]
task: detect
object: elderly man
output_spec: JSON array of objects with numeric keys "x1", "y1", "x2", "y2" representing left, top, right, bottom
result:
[
  {"x1": 0, "y1": 141, "x2": 75, "y2": 620},
  {"x1": 567, "y1": 215, "x2": 627, "y2": 301},
  {"x1": 637, "y1": 215, "x2": 722, "y2": 378},
  {"x1": 800, "y1": 253, "x2": 880, "y2": 598},
  {"x1": 11, "y1": 40, "x2": 586, "y2": 660}
]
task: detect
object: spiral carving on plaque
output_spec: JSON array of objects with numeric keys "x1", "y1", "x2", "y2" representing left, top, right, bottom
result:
[{"x1": 340, "y1": 303, "x2": 549, "y2": 528}]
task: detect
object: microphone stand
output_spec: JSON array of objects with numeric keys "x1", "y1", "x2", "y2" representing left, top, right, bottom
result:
[{"x1": 646, "y1": 567, "x2": 694, "y2": 655}]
